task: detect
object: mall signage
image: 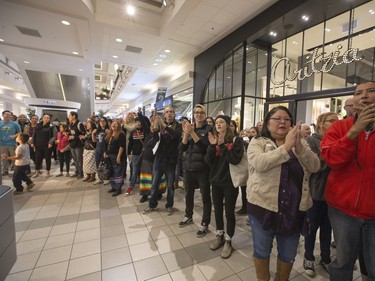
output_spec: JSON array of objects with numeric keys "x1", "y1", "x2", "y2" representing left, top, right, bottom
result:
[{"x1": 271, "y1": 45, "x2": 363, "y2": 85}]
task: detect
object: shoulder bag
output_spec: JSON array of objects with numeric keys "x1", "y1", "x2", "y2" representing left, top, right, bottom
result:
[{"x1": 229, "y1": 137, "x2": 248, "y2": 187}]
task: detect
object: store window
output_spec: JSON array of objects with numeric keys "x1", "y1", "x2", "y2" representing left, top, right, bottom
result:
[{"x1": 223, "y1": 55, "x2": 233, "y2": 98}]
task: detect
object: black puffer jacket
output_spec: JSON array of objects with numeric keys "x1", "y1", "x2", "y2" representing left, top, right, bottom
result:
[
  {"x1": 180, "y1": 122, "x2": 211, "y2": 171},
  {"x1": 32, "y1": 122, "x2": 57, "y2": 147}
]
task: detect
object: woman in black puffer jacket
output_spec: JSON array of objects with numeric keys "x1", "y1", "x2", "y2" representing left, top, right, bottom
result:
[{"x1": 31, "y1": 114, "x2": 57, "y2": 178}]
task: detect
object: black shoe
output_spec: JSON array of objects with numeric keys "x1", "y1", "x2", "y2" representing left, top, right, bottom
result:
[
  {"x1": 236, "y1": 208, "x2": 247, "y2": 215},
  {"x1": 178, "y1": 217, "x2": 193, "y2": 228},
  {"x1": 108, "y1": 188, "x2": 116, "y2": 193},
  {"x1": 112, "y1": 190, "x2": 122, "y2": 197},
  {"x1": 157, "y1": 194, "x2": 162, "y2": 200},
  {"x1": 140, "y1": 195, "x2": 148, "y2": 203}
]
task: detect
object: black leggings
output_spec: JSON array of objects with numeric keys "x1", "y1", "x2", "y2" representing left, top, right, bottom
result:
[
  {"x1": 211, "y1": 184, "x2": 239, "y2": 237},
  {"x1": 58, "y1": 151, "x2": 71, "y2": 173},
  {"x1": 35, "y1": 145, "x2": 52, "y2": 171}
]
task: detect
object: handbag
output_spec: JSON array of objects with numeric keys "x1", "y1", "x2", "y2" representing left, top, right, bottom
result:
[
  {"x1": 97, "y1": 160, "x2": 112, "y2": 180},
  {"x1": 229, "y1": 137, "x2": 248, "y2": 187}
]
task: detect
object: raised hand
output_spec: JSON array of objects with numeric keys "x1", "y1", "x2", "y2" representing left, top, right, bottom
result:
[{"x1": 208, "y1": 132, "x2": 217, "y2": 145}]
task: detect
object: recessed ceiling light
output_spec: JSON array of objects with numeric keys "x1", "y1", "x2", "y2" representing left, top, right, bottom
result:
[
  {"x1": 112, "y1": 55, "x2": 118, "y2": 58},
  {"x1": 155, "y1": 58, "x2": 163, "y2": 62},
  {"x1": 153, "y1": 63, "x2": 158, "y2": 66},
  {"x1": 72, "y1": 51, "x2": 79, "y2": 55},
  {"x1": 159, "y1": 54, "x2": 167, "y2": 58},
  {"x1": 61, "y1": 20, "x2": 70, "y2": 26},
  {"x1": 126, "y1": 5, "x2": 135, "y2": 15},
  {"x1": 301, "y1": 15, "x2": 309, "y2": 21},
  {"x1": 79, "y1": 69, "x2": 83, "y2": 71},
  {"x1": 0, "y1": 38, "x2": 4, "y2": 42},
  {"x1": 164, "y1": 49, "x2": 171, "y2": 53},
  {"x1": 116, "y1": 38, "x2": 123, "y2": 42},
  {"x1": 269, "y1": 31, "x2": 277, "y2": 37},
  {"x1": 369, "y1": 9, "x2": 375, "y2": 14},
  {"x1": 292, "y1": 41, "x2": 298, "y2": 44},
  {"x1": 24, "y1": 60, "x2": 30, "y2": 64},
  {"x1": 325, "y1": 28, "x2": 331, "y2": 32}
]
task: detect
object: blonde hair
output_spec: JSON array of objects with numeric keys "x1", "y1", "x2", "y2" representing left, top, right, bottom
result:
[{"x1": 316, "y1": 112, "x2": 337, "y2": 135}]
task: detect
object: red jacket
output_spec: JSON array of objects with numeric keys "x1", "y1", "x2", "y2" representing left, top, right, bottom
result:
[{"x1": 320, "y1": 117, "x2": 375, "y2": 219}]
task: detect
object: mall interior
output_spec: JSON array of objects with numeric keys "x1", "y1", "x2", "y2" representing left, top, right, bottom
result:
[{"x1": 0, "y1": 0, "x2": 374, "y2": 280}]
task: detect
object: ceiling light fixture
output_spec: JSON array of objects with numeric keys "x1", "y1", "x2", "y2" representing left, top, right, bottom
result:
[
  {"x1": 61, "y1": 20, "x2": 70, "y2": 26},
  {"x1": 126, "y1": 5, "x2": 135, "y2": 15},
  {"x1": 269, "y1": 31, "x2": 277, "y2": 37},
  {"x1": 116, "y1": 38, "x2": 123, "y2": 42},
  {"x1": 24, "y1": 60, "x2": 30, "y2": 64},
  {"x1": 0, "y1": 38, "x2": 4, "y2": 42},
  {"x1": 162, "y1": 0, "x2": 175, "y2": 7},
  {"x1": 72, "y1": 51, "x2": 79, "y2": 55},
  {"x1": 301, "y1": 15, "x2": 309, "y2": 22},
  {"x1": 325, "y1": 28, "x2": 331, "y2": 32},
  {"x1": 113, "y1": 55, "x2": 118, "y2": 58},
  {"x1": 164, "y1": 49, "x2": 171, "y2": 53}
]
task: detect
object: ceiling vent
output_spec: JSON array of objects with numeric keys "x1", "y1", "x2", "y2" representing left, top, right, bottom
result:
[
  {"x1": 16, "y1": 26, "x2": 42, "y2": 38},
  {"x1": 125, "y1": 45, "x2": 142, "y2": 54},
  {"x1": 95, "y1": 75, "x2": 102, "y2": 81}
]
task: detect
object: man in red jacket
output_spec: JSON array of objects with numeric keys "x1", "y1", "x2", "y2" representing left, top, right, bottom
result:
[{"x1": 321, "y1": 81, "x2": 375, "y2": 280}]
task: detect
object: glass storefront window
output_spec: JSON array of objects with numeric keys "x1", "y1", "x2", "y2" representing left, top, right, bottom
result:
[
  {"x1": 215, "y1": 64, "x2": 224, "y2": 100},
  {"x1": 245, "y1": 46, "x2": 258, "y2": 97},
  {"x1": 207, "y1": 72, "x2": 216, "y2": 102},
  {"x1": 207, "y1": 99, "x2": 232, "y2": 118},
  {"x1": 348, "y1": 29, "x2": 375, "y2": 84},
  {"x1": 223, "y1": 55, "x2": 233, "y2": 98},
  {"x1": 233, "y1": 47, "x2": 243, "y2": 97},
  {"x1": 353, "y1": 1, "x2": 375, "y2": 33},
  {"x1": 257, "y1": 49, "x2": 268, "y2": 98},
  {"x1": 321, "y1": 38, "x2": 349, "y2": 89}
]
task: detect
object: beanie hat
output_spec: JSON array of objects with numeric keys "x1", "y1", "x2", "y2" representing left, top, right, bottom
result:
[{"x1": 215, "y1": 115, "x2": 231, "y2": 126}]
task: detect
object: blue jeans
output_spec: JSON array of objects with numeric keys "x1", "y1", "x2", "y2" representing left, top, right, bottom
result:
[
  {"x1": 328, "y1": 206, "x2": 375, "y2": 281},
  {"x1": 304, "y1": 200, "x2": 332, "y2": 263},
  {"x1": 149, "y1": 156, "x2": 176, "y2": 209},
  {"x1": 249, "y1": 215, "x2": 300, "y2": 263},
  {"x1": 71, "y1": 147, "x2": 83, "y2": 176},
  {"x1": 129, "y1": 155, "x2": 141, "y2": 188}
]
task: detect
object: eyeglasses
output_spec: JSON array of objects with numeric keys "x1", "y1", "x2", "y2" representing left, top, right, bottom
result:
[
  {"x1": 324, "y1": 119, "x2": 337, "y2": 123},
  {"x1": 194, "y1": 111, "x2": 205, "y2": 115},
  {"x1": 269, "y1": 117, "x2": 292, "y2": 122}
]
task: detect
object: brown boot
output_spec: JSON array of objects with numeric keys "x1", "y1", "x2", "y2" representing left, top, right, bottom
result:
[
  {"x1": 82, "y1": 174, "x2": 90, "y2": 182},
  {"x1": 253, "y1": 257, "x2": 270, "y2": 281},
  {"x1": 274, "y1": 259, "x2": 293, "y2": 281},
  {"x1": 87, "y1": 173, "x2": 96, "y2": 182}
]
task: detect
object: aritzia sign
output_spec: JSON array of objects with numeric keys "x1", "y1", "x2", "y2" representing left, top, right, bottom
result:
[{"x1": 270, "y1": 45, "x2": 363, "y2": 85}]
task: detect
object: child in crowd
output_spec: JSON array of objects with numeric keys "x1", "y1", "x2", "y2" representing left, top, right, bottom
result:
[
  {"x1": 55, "y1": 123, "x2": 71, "y2": 177},
  {"x1": 1, "y1": 133, "x2": 35, "y2": 194}
]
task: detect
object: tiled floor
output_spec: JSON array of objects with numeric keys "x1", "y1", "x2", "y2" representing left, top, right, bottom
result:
[{"x1": 3, "y1": 163, "x2": 362, "y2": 281}]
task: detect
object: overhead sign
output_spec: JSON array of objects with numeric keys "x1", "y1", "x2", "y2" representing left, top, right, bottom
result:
[{"x1": 271, "y1": 45, "x2": 363, "y2": 85}]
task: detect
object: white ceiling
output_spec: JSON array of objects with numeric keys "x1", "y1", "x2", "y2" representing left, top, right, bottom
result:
[{"x1": 0, "y1": 0, "x2": 277, "y2": 116}]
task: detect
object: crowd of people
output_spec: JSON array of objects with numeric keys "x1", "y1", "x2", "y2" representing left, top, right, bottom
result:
[{"x1": 0, "y1": 81, "x2": 374, "y2": 280}]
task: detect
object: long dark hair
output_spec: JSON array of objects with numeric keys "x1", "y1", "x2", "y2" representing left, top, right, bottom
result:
[{"x1": 261, "y1": 106, "x2": 294, "y2": 142}]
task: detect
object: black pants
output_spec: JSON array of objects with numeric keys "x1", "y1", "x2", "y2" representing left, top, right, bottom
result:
[
  {"x1": 239, "y1": 185, "x2": 247, "y2": 209},
  {"x1": 13, "y1": 165, "x2": 32, "y2": 191},
  {"x1": 183, "y1": 170, "x2": 211, "y2": 225},
  {"x1": 35, "y1": 145, "x2": 52, "y2": 171},
  {"x1": 212, "y1": 184, "x2": 239, "y2": 237},
  {"x1": 58, "y1": 151, "x2": 71, "y2": 173}
]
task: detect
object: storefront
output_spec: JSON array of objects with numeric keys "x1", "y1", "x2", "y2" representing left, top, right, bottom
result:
[{"x1": 194, "y1": 0, "x2": 374, "y2": 130}]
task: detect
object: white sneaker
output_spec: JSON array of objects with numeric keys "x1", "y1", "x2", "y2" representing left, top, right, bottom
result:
[{"x1": 303, "y1": 258, "x2": 315, "y2": 277}]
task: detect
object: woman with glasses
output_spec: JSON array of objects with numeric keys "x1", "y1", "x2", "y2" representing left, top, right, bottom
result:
[
  {"x1": 303, "y1": 112, "x2": 338, "y2": 277},
  {"x1": 92, "y1": 117, "x2": 110, "y2": 184},
  {"x1": 247, "y1": 106, "x2": 320, "y2": 281}
]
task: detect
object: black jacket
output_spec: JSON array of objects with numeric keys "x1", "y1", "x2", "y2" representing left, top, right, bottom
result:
[
  {"x1": 205, "y1": 137, "x2": 244, "y2": 186},
  {"x1": 32, "y1": 122, "x2": 57, "y2": 147},
  {"x1": 180, "y1": 122, "x2": 211, "y2": 171},
  {"x1": 69, "y1": 120, "x2": 86, "y2": 148},
  {"x1": 128, "y1": 113, "x2": 151, "y2": 156},
  {"x1": 153, "y1": 120, "x2": 182, "y2": 162}
]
